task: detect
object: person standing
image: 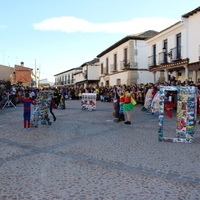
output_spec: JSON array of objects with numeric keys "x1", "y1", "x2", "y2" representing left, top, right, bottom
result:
[
  {"x1": 123, "y1": 89, "x2": 135, "y2": 124},
  {"x1": 117, "y1": 90, "x2": 125, "y2": 122},
  {"x1": 61, "y1": 87, "x2": 66, "y2": 109},
  {"x1": 18, "y1": 92, "x2": 36, "y2": 130},
  {"x1": 112, "y1": 88, "x2": 119, "y2": 118},
  {"x1": 49, "y1": 97, "x2": 57, "y2": 121},
  {"x1": 53, "y1": 89, "x2": 59, "y2": 108}
]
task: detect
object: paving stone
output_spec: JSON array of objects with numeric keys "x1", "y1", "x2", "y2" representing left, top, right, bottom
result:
[{"x1": 0, "y1": 100, "x2": 200, "y2": 199}]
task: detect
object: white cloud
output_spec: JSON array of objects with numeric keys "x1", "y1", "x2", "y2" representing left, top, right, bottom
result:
[{"x1": 33, "y1": 16, "x2": 178, "y2": 34}]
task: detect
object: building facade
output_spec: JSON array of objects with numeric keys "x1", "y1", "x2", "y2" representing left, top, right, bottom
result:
[
  {"x1": 96, "y1": 30, "x2": 158, "y2": 86},
  {"x1": 54, "y1": 67, "x2": 82, "y2": 86},
  {"x1": 74, "y1": 58, "x2": 100, "y2": 88},
  {"x1": 147, "y1": 6, "x2": 200, "y2": 83}
]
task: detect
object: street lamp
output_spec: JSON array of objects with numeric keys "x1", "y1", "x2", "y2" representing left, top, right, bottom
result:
[{"x1": 162, "y1": 47, "x2": 172, "y2": 57}]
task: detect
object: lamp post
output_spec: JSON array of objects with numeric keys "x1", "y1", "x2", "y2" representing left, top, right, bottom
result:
[
  {"x1": 37, "y1": 67, "x2": 40, "y2": 88},
  {"x1": 163, "y1": 47, "x2": 172, "y2": 57}
]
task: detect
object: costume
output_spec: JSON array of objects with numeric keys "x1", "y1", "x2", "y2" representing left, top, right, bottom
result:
[
  {"x1": 164, "y1": 95, "x2": 174, "y2": 118},
  {"x1": 123, "y1": 93, "x2": 135, "y2": 125},
  {"x1": 123, "y1": 93, "x2": 134, "y2": 111},
  {"x1": 18, "y1": 95, "x2": 36, "y2": 129},
  {"x1": 117, "y1": 94, "x2": 125, "y2": 121},
  {"x1": 53, "y1": 91, "x2": 59, "y2": 108}
]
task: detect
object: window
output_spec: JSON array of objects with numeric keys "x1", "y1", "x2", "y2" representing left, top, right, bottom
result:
[
  {"x1": 176, "y1": 33, "x2": 181, "y2": 60},
  {"x1": 163, "y1": 39, "x2": 168, "y2": 63},
  {"x1": 114, "y1": 53, "x2": 117, "y2": 71},
  {"x1": 106, "y1": 58, "x2": 109, "y2": 74},
  {"x1": 153, "y1": 44, "x2": 156, "y2": 65},
  {"x1": 116, "y1": 79, "x2": 121, "y2": 85},
  {"x1": 124, "y1": 48, "x2": 128, "y2": 65},
  {"x1": 101, "y1": 63, "x2": 103, "y2": 74}
]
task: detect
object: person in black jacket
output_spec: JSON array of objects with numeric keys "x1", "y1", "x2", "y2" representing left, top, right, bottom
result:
[
  {"x1": 49, "y1": 97, "x2": 57, "y2": 121},
  {"x1": 53, "y1": 89, "x2": 59, "y2": 108}
]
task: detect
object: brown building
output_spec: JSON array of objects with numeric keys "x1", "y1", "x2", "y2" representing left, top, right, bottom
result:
[{"x1": 10, "y1": 62, "x2": 34, "y2": 86}]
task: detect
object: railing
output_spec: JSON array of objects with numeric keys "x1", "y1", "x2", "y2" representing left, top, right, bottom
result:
[
  {"x1": 148, "y1": 55, "x2": 157, "y2": 67},
  {"x1": 170, "y1": 46, "x2": 182, "y2": 61},
  {"x1": 110, "y1": 64, "x2": 117, "y2": 72},
  {"x1": 158, "y1": 52, "x2": 168, "y2": 64},
  {"x1": 103, "y1": 67, "x2": 108, "y2": 75},
  {"x1": 120, "y1": 59, "x2": 131, "y2": 70}
]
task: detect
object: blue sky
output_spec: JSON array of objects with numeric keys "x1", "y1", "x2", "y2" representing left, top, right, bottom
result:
[{"x1": 0, "y1": 0, "x2": 199, "y2": 81}]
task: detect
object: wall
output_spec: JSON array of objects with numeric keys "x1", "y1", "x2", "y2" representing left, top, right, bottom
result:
[
  {"x1": 74, "y1": 72, "x2": 84, "y2": 83},
  {"x1": 185, "y1": 12, "x2": 200, "y2": 63},
  {"x1": 88, "y1": 64, "x2": 101, "y2": 80},
  {"x1": 0, "y1": 65, "x2": 14, "y2": 81}
]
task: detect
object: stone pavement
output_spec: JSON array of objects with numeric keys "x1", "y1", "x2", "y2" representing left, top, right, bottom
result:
[{"x1": 0, "y1": 100, "x2": 200, "y2": 200}]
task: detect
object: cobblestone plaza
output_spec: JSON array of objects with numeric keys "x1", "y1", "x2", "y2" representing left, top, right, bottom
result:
[{"x1": 0, "y1": 100, "x2": 200, "y2": 199}]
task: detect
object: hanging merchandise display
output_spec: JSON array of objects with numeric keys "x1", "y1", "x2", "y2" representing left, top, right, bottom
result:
[
  {"x1": 157, "y1": 86, "x2": 198, "y2": 143},
  {"x1": 151, "y1": 90, "x2": 162, "y2": 115},
  {"x1": 81, "y1": 93, "x2": 96, "y2": 111},
  {"x1": 31, "y1": 91, "x2": 53, "y2": 127}
]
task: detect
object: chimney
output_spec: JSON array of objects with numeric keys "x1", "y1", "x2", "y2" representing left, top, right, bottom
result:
[{"x1": 21, "y1": 61, "x2": 24, "y2": 66}]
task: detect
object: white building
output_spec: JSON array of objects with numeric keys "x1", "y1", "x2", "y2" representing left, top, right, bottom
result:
[
  {"x1": 96, "y1": 30, "x2": 158, "y2": 86},
  {"x1": 146, "y1": 6, "x2": 200, "y2": 83},
  {"x1": 183, "y1": 6, "x2": 200, "y2": 83},
  {"x1": 74, "y1": 58, "x2": 100, "y2": 88},
  {"x1": 54, "y1": 67, "x2": 82, "y2": 86}
]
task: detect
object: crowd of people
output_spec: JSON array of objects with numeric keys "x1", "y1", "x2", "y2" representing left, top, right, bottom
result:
[{"x1": 1, "y1": 78, "x2": 200, "y2": 122}]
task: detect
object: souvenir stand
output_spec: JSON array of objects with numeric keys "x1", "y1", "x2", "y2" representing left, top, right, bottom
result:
[
  {"x1": 31, "y1": 91, "x2": 53, "y2": 127},
  {"x1": 157, "y1": 86, "x2": 198, "y2": 143},
  {"x1": 81, "y1": 93, "x2": 96, "y2": 111}
]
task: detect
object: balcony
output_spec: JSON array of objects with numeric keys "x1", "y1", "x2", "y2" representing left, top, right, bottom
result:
[
  {"x1": 120, "y1": 59, "x2": 131, "y2": 70},
  {"x1": 148, "y1": 55, "x2": 157, "y2": 67},
  {"x1": 103, "y1": 67, "x2": 108, "y2": 75},
  {"x1": 158, "y1": 52, "x2": 168, "y2": 64},
  {"x1": 170, "y1": 46, "x2": 182, "y2": 61},
  {"x1": 110, "y1": 64, "x2": 117, "y2": 72}
]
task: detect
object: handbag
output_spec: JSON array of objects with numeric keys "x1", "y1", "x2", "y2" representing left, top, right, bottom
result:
[{"x1": 131, "y1": 97, "x2": 137, "y2": 105}]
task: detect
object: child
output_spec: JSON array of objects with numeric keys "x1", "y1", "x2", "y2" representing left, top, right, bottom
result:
[
  {"x1": 18, "y1": 92, "x2": 36, "y2": 130},
  {"x1": 123, "y1": 89, "x2": 135, "y2": 124}
]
